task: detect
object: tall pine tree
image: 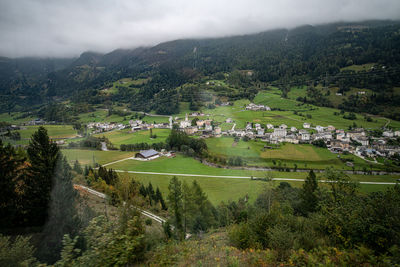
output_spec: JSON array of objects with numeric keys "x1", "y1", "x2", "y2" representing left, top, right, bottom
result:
[
  {"x1": 167, "y1": 176, "x2": 183, "y2": 239},
  {"x1": 25, "y1": 126, "x2": 60, "y2": 226},
  {"x1": 37, "y1": 156, "x2": 81, "y2": 264},
  {"x1": 300, "y1": 170, "x2": 319, "y2": 215},
  {"x1": 0, "y1": 140, "x2": 26, "y2": 227}
]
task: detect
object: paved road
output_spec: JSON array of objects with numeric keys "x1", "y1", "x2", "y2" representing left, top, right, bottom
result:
[
  {"x1": 74, "y1": 184, "x2": 167, "y2": 224},
  {"x1": 112, "y1": 170, "x2": 398, "y2": 185}
]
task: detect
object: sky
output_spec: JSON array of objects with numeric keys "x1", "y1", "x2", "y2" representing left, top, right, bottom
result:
[{"x1": 0, "y1": 0, "x2": 399, "y2": 58}]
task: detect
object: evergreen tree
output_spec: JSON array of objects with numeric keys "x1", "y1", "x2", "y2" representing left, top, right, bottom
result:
[
  {"x1": 191, "y1": 180, "x2": 215, "y2": 233},
  {"x1": 156, "y1": 187, "x2": 167, "y2": 210},
  {"x1": 73, "y1": 160, "x2": 83, "y2": 174},
  {"x1": 182, "y1": 181, "x2": 195, "y2": 235},
  {"x1": 139, "y1": 184, "x2": 147, "y2": 198},
  {"x1": 83, "y1": 165, "x2": 89, "y2": 176},
  {"x1": 37, "y1": 156, "x2": 81, "y2": 264},
  {"x1": 0, "y1": 140, "x2": 26, "y2": 227},
  {"x1": 167, "y1": 176, "x2": 183, "y2": 239},
  {"x1": 300, "y1": 170, "x2": 319, "y2": 215},
  {"x1": 147, "y1": 182, "x2": 155, "y2": 203},
  {"x1": 25, "y1": 126, "x2": 60, "y2": 226}
]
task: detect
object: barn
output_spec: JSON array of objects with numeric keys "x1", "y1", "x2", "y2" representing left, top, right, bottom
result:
[{"x1": 135, "y1": 149, "x2": 159, "y2": 160}]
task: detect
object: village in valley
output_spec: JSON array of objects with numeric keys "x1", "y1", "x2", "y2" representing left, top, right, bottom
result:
[{"x1": 78, "y1": 100, "x2": 400, "y2": 166}]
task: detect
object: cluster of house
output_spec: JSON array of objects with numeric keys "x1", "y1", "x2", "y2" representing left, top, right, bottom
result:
[
  {"x1": 245, "y1": 103, "x2": 271, "y2": 111},
  {"x1": 355, "y1": 130, "x2": 400, "y2": 159},
  {"x1": 87, "y1": 122, "x2": 126, "y2": 133},
  {"x1": 129, "y1": 119, "x2": 171, "y2": 132},
  {"x1": 178, "y1": 113, "x2": 400, "y2": 159},
  {"x1": 87, "y1": 118, "x2": 174, "y2": 133},
  {"x1": 23, "y1": 118, "x2": 52, "y2": 126},
  {"x1": 179, "y1": 114, "x2": 222, "y2": 136}
]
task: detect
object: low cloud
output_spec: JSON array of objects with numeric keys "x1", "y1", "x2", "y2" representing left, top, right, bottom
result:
[{"x1": 0, "y1": 0, "x2": 399, "y2": 57}]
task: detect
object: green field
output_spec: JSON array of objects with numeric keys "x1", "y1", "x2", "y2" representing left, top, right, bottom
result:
[
  {"x1": 93, "y1": 128, "x2": 171, "y2": 147},
  {"x1": 0, "y1": 112, "x2": 36, "y2": 124},
  {"x1": 18, "y1": 125, "x2": 77, "y2": 139},
  {"x1": 104, "y1": 152, "x2": 398, "y2": 183},
  {"x1": 8, "y1": 125, "x2": 79, "y2": 145},
  {"x1": 340, "y1": 63, "x2": 375, "y2": 72},
  {"x1": 252, "y1": 90, "x2": 400, "y2": 129},
  {"x1": 63, "y1": 148, "x2": 399, "y2": 203},
  {"x1": 62, "y1": 149, "x2": 133, "y2": 166},
  {"x1": 78, "y1": 108, "x2": 169, "y2": 125},
  {"x1": 128, "y1": 173, "x2": 397, "y2": 205},
  {"x1": 190, "y1": 91, "x2": 400, "y2": 130},
  {"x1": 127, "y1": 173, "x2": 269, "y2": 204},
  {"x1": 206, "y1": 137, "x2": 383, "y2": 171}
]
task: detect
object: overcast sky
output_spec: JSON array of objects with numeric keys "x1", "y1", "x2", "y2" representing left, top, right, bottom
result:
[{"x1": 1, "y1": 0, "x2": 399, "y2": 58}]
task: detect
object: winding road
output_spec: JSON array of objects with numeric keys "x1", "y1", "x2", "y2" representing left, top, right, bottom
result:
[{"x1": 74, "y1": 184, "x2": 167, "y2": 224}]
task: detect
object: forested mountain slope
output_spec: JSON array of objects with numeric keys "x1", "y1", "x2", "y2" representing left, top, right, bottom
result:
[{"x1": 1, "y1": 20, "x2": 399, "y2": 118}]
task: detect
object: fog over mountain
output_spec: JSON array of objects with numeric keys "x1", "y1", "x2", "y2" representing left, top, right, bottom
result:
[{"x1": 1, "y1": 0, "x2": 400, "y2": 57}]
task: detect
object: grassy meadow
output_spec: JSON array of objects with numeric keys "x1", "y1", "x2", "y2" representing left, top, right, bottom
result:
[
  {"x1": 93, "y1": 128, "x2": 171, "y2": 147},
  {"x1": 206, "y1": 137, "x2": 383, "y2": 171},
  {"x1": 188, "y1": 90, "x2": 400, "y2": 131},
  {"x1": 62, "y1": 149, "x2": 133, "y2": 166},
  {"x1": 6, "y1": 125, "x2": 79, "y2": 145},
  {"x1": 62, "y1": 148, "x2": 399, "y2": 203}
]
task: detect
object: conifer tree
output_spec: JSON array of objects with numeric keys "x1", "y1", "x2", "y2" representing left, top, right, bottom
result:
[
  {"x1": 25, "y1": 126, "x2": 60, "y2": 226},
  {"x1": 0, "y1": 140, "x2": 26, "y2": 227},
  {"x1": 156, "y1": 187, "x2": 167, "y2": 210},
  {"x1": 182, "y1": 181, "x2": 196, "y2": 234},
  {"x1": 167, "y1": 176, "x2": 183, "y2": 239},
  {"x1": 300, "y1": 170, "x2": 319, "y2": 215},
  {"x1": 37, "y1": 156, "x2": 81, "y2": 264},
  {"x1": 73, "y1": 160, "x2": 83, "y2": 174}
]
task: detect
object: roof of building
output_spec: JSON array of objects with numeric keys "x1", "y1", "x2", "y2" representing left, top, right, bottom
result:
[{"x1": 137, "y1": 149, "x2": 159, "y2": 158}]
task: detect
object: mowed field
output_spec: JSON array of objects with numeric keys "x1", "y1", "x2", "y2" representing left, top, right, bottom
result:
[
  {"x1": 18, "y1": 125, "x2": 78, "y2": 139},
  {"x1": 78, "y1": 107, "x2": 169, "y2": 124},
  {"x1": 0, "y1": 112, "x2": 36, "y2": 124},
  {"x1": 62, "y1": 149, "x2": 133, "y2": 166},
  {"x1": 93, "y1": 128, "x2": 171, "y2": 147},
  {"x1": 127, "y1": 173, "x2": 396, "y2": 205},
  {"x1": 206, "y1": 137, "x2": 381, "y2": 170},
  {"x1": 10, "y1": 125, "x2": 79, "y2": 145},
  {"x1": 64, "y1": 149, "x2": 399, "y2": 204}
]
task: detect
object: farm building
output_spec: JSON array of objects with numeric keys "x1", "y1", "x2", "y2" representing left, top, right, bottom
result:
[{"x1": 135, "y1": 149, "x2": 160, "y2": 160}]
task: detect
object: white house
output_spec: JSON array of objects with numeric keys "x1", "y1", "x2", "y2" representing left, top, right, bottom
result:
[
  {"x1": 316, "y1": 125, "x2": 324, "y2": 133},
  {"x1": 205, "y1": 124, "x2": 213, "y2": 131},
  {"x1": 214, "y1": 127, "x2": 222, "y2": 135},
  {"x1": 246, "y1": 123, "x2": 252, "y2": 131},
  {"x1": 273, "y1": 128, "x2": 287, "y2": 137},
  {"x1": 290, "y1": 126, "x2": 297, "y2": 132},
  {"x1": 280, "y1": 124, "x2": 287, "y2": 129},
  {"x1": 395, "y1": 131, "x2": 400, "y2": 137},
  {"x1": 299, "y1": 130, "x2": 310, "y2": 141},
  {"x1": 303, "y1": 123, "x2": 311, "y2": 129},
  {"x1": 257, "y1": 129, "x2": 265, "y2": 136},
  {"x1": 180, "y1": 114, "x2": 191, "y2": 128},
  {"x1": 383, "y1": 131, "x2": 394, "y2": 137},
  {"x1": 266, "y1": 124, "x2": 274, "y2": 129},
  {"x1": 356, "y1": 136, "x2": 369, "y2": 146},
  {"x1": 327, "y1": 125, "x2": 336, "y2": 132},
  {"x1": 246, "y1": 103, "x2": 271, "y2": 111}
]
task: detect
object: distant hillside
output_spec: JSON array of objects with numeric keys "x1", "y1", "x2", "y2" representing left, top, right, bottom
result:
[{"x1": 1, "y1": 20, "x2": 400, "y2": 118}]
